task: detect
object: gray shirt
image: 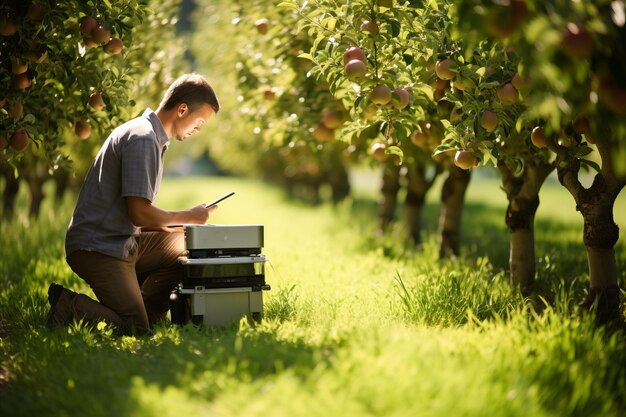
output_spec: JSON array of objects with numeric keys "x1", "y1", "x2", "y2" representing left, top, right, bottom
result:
[{"x1": 65, "y1": 109, "x2": 170, "y2": 259}]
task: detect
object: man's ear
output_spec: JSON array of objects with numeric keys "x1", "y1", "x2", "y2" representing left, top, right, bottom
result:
[{"x1": 177, "y1": 103, "x2": 188, "y2": 117}]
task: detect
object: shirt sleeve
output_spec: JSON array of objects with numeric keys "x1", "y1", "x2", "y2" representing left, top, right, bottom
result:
[{"x1": 121, "y1": 136, "x2": 160, "y2": 202}]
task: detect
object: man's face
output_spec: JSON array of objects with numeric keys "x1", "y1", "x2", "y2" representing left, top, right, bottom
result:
[{"x1": 172, "y1": 103, "x2": 214, "y2": 141}]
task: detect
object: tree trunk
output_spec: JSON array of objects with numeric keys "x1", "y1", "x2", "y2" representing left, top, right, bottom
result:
[
  {"x1": 377, "y1": 162, "x2": 401, "y2": 236},
  {"x1": 498, "y1": 161, "x2": 554, "y2": 296},
  {"x1": 54, "y1": 168, "x2": 72, "y2": 203},
  {"x1": 438, "y1": 165, "x2": 471, "y2": 259},
  {"x1": 27, "y1": 177, "x2": 46, "y2": 218},
  {"x1": 405, "y1": 162, "x2": 442, "y2": 244},
  {"x1": 553, "y1": 138, "x2": 625, "y2": 325},
  {"x1": 1, "y1": 163, "x2": 20, "y2": 219}
]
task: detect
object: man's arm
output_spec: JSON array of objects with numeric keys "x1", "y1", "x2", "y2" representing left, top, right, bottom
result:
[{"x1": 126, "y1": 196, "x2": 215, "y2": 227}]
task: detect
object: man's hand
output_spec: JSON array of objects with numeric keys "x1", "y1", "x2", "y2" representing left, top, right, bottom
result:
[{"x1": 127, "y1": 197, "x2": 218, "y2": 227}]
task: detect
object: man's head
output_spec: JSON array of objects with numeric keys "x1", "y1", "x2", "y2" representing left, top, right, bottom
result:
[{"x1": 157, "y1": 73, "x2": 220, "y2": 141}]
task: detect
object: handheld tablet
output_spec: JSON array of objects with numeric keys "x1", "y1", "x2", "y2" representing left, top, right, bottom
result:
[{"x1": 205, "y1": 191, "x2": 235, "y2": 208}]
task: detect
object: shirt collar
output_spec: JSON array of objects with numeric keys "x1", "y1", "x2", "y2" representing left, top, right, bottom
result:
[{"x1": 143, "y1": 108, "x2": 170, "y2": 148}]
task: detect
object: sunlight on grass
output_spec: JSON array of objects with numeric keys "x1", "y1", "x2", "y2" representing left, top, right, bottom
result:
[{"x1": 1, "y1": 174, "x2": 625, "y2": 417}]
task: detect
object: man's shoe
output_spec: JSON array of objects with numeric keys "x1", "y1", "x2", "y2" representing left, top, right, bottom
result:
[{"x1": 46, "y1": 283, "x2": 64, "y2": 328}]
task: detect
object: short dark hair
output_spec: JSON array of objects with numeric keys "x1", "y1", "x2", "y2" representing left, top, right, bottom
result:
[{"x1": 160, "y1": 73, "x2": 220, "y2": 113}]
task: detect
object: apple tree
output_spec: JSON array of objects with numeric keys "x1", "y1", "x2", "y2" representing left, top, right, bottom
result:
[
  {"x1": 280, "y1": 0, "x2": 476, "y2": 251},
  {"x1": 450, "y1": 0, "x2": 626, "y2": 323}
]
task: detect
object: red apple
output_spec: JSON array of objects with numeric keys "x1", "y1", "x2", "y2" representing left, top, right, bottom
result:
[
  {"x1": 255, "y1": 18, "x2": 269, "y2": 34},
  {"x1": 11, "y1": 59, "x2": 28, "y2": 75},
  {"x1": 103, "y1": 37, "x2": 123, "y2": 54},
  {"x1": 0, "y1": 134, "x2": 8, "y2": 150},
  {"x1": 370, "y1": 85, "x2": 392, "y2": 105},
  {"x1": 312, "y1": 123, "x2": 334, "y2": 142},
  {"x1": 89, "y1": 91, "x2": 105, "y2": 111},
  {"x1": 454, "y1": 150, "x2": 478, "y2": 170},
  {"x1": 391, "y1": 88, "x2": 410, "y2": 109},
  {"x1": 14, "y1": 73, "x2": 31, "y2": 89},
  {"x1": 370, "y1": 142, "x2": 387, "y2": 161},
  {"x1": 91, "y1": 25, "x2": 111, "y2": 45},
  {"x1": 530, "y1": 126, "x2": 546, "y2": 148},
  {"x1": 511, "y1": 72, "x2": 530, "y2": 91},
  {"x1": 75, "y1": 118, "x2": 92, "y2": 139},
  {"x1": 322, "y1": 110, "x2": 345, "y2": 129},
  {"x1": 561, "y1": 23, "x2": 593, "y2": 59},
  {"x1": 345, "y1": 59, "x2": 366, "y2": 80},
  {"x1": 25, "y1": 49, "x2": 48, "y2": 64},
  {"x1": 263, "y1": 87, "x2": 276, "y2": 100},
  {"x1": 480, "y1": 110, "x2": 498, "y2": 133},
  {"x1": 343, "y1": 47, "x2": 365, "y2": 65},
  {"x1": 27, "y1": 4, "x2": 47, "y2": 23},
  {"x1": 9, "y1": 130, "x2": 29, "y2": 151},
  {"x1": 83, "y1": 37, "x2": 99, "y2": 49},
  {"x1": 7, "y1": 100, "x2": 23, "y2": 119},
  {"x1": 496, "y1": 83, "x2": 519, "y2": 105},
  {"x1": 360, "y1": 20, "x2": 379, "y2": 34},
  {"x1": 435, "y1": 58, "x2": 457, "y2": 80},
  {"x1": 410, "y1": 127, "x2": 428, "y2": 147},
  {"x1": 485, "y1": 0, "x2": 529, "y2": 38},
  {"x1": 0, "y1": 16, "x2": 17, "y2": 36},
  {"x1": 80, "y1": 16, "x2": 98, "y2": 37}
]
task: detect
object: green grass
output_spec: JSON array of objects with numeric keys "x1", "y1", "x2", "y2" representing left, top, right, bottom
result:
[{"x1": 1, "y1": 171, "x2": 625, "y2": 417}]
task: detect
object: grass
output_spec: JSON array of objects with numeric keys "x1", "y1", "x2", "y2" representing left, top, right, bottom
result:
[{"x1": 1, "y1": 169, "x2": 625, "y2": 417}]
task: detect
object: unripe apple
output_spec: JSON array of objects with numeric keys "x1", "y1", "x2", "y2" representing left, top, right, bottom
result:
[
  {"x1": 89, "y1": 91, "x2": 105, "y2": 111},
  {"x1": 312, "y1": 123, "x2": 334, "y2": 142},
  {"x1": 91, "y1": 25, "x2": 111, "y2": 45},
  {"x1": 370, "y1": 85, "x2": 392, "y2": 105},
  {"x1": 0, "y1": 16, "x2": 17, "y2": 36},
  {"x1": 480, "y1": 110, "x2": 498, "y2": 133},
  {"x1": 9, "y1": 130, "x2": 29, "y2": 151},
  {"x1": 561, "y1": 23, "x2": 593, "y2": 59},
  {"x1": 322, "y1": 110, "x2": 345, "y2": 129},
  {"x1": 103, "y1": 37, "x2": 123, "y2": 54},
  {"x1": 435, "y1": 58, "x2": 457, "y2": 80},
  {"x1": 14, "y1": 73, "x2": 31, "y2": 89},
  {"x1": 530, "y1": 126, "x2": 546, "y2": 148},
  {"x1": 343, "y1": 47, "x2": 365, "y2": 65},
  {"x1": 7, "y1": 100, "x2": 23, "y2": 119},
  {"x1": 255, "y1": 18, "x2": 269, "y2": 34},
  {"x1": 360, "y1": 20, "x2": 379, "y2": 34},
  {"x1": 344, "y1": 59, "x2": 366, "y2": 81},
  {"x1": 391, "y1": 88, "x2": 410, "y2": 109},
  {"x1": 496, "y1": 83, "x2": 519, "y2": 105},
  {"x1": 79, "y1": 16, "x2": 98, "y2": 37},
  {"x1": 454, "y1": 150, "x2": 478, "y2": 170},
  {"x1": 75, "y1": 118, "x2": 92, "y2": 139}
]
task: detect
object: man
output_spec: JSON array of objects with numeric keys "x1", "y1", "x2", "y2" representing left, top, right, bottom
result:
[{"x1": 47, "y1": 73, "x2": 220, "y2": 335}]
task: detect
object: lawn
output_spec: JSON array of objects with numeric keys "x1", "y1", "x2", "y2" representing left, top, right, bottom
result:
[{"x1": 1, "y1": 170, "x2": 625, "y2": 417}]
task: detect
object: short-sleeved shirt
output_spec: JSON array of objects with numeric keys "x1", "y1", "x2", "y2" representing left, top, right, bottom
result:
[{"x1": 65, "y1": 109, "x2": 170, "y2": 259}]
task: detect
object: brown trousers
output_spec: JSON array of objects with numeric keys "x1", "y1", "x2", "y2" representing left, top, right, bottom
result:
[{"x1": 58, "y1": 231, "x2": 184, "y2": 334}]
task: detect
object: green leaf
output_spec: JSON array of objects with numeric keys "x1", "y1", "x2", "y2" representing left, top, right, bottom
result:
[
  {"x1": 579, "y1": 158, "x2": 601, "y2": 173},
  {"x1": 277, "y1": 2, "x2": 298, "y2": 9},
  {"x1": 298, "y1": 53, "x2": 313, "y2": 61}
]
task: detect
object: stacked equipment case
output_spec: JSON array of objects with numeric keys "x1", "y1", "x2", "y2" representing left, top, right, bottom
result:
[{"x1": 170, "y1": 224, "x2": 270, "y2": 326}]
